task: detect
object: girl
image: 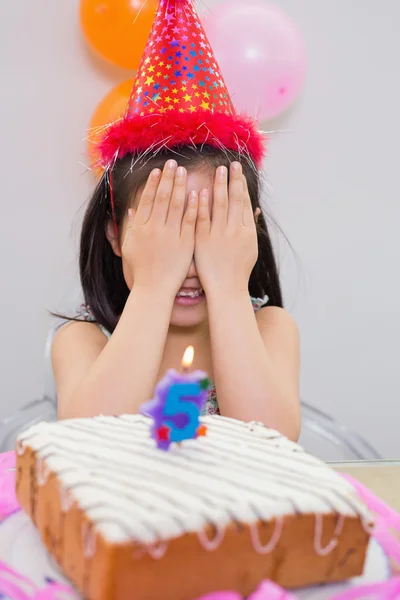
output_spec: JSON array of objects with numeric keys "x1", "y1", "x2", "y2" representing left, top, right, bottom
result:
[{"x1": 52, "y1": 145, "x2": 301, "y2": 440}]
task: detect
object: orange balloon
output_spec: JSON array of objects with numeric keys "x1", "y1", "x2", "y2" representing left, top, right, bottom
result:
[
  {"x1": 80, "y1": 0, "x2": 158, "y2": 70},
  {"x1": 87, "y1": 78, "x2": 134, "y2": 174}
]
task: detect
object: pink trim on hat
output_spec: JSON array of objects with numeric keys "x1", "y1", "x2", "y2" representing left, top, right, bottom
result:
[{"x1": 98, "y1": 110, "x2": 267, "y2": 168}]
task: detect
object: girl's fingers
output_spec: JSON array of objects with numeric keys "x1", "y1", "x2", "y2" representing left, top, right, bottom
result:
[
  {"x1": 122, "y1": 208, "x2": 135, "y2": 246},
  {"x1": 242, "y1": 174, "x2": 255, "y2": 227},
  {"x1": 135, "y1": 168, "x2": 162, "y2": 224},
  {"x1": 167, "y1": 166, "x2": 187, "y2": 228},
  {"x1": 227, "y1": 162, "x2": 244, "y2": 227},
  {"x1": 212, "y1": 166, "x2": 229, "y2": 229},
  {"x1": 182, "y1": 190, "x2": 199, "y2": 237},
  {"x1": 127, "y1": 208, "x2": 136, "y2": 227},
  {"x1": 152, "y1": 159, "x2": 178, "y2": 224},
  {"x1": 196, "y1": 189, "x2": 211, "y2": 239}
]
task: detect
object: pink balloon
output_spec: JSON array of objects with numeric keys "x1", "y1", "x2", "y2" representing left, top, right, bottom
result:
[{"x1": 204, "y1": 2, "x2": 307, "y2": 121}]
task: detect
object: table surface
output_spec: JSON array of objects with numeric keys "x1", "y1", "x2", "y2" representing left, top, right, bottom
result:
[{"x1": 332, "y1": 460, "x2": 400, "y2": 512}]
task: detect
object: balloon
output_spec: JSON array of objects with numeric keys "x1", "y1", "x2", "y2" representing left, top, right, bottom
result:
[
  {"x1": 80, "y1": 0, "x2": 158, "y2": 70},
  {"x1": 87, "y1": 78, "x2": 134, "y2": 174},
  {"x1": 204, "y1": 2, "x2": 307, "y2": 121}
]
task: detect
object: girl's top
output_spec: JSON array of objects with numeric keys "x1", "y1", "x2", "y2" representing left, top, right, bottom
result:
[{"x1": 75, "y1": 295, "x2": 269, "y2": 416}]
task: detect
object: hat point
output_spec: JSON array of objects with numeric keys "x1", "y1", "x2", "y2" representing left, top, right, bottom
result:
[{"x1": 97, "y1": 0, "x2": 266, "y2": 167}]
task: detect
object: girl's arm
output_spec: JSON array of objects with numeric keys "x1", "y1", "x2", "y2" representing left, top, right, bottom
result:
[
  {"x1": 55, "y1": 162, "x2": 199, "y2": 419},
  {"x1": 206, "y1": 292, "x2": 300, "y2": 441},
  {"x1": 53, "y1": 289, "x2": 175, "y2": 419},
  {"x1": 195, "y1": 163, "x2": 300, "y2": 441}
]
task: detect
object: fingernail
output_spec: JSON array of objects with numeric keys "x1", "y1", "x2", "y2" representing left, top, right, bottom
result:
[
  {"x1": 189, "y1": 190, "x2": 198, "y2": 204},
  {"x1": 168, "y1": 160, "x2": 177, "y2": 170},
  {"x1": 232, "y1": 162, "x2": 242, "y2": 173},
  {"x1": 128, "y1": 208, "x2": 133, "y2": 219},
  {"x1": 218, "y1": 166, "x2": 227, "y2": 178},
  {"x1": 152, "y1": 168, "x2": 161, "y2": 179},
  {"x1": 177, "y1": 166, "x2": 185, "y2": 177}
]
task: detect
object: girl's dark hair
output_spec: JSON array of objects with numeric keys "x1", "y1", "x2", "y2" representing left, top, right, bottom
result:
[{"x1": 80, "y1": 145, "x2": 283, "y2": 334}]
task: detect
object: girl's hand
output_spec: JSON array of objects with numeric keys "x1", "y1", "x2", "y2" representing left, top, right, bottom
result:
[
  {"x1": 195, "y1": 162, "x2": 258, "y2": 295},
  {"x1": 121, "y1": 160, "x2": 198, "y2": 297}
]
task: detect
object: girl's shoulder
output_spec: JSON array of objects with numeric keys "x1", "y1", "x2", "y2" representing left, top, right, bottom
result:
[
  {"x1": 75, "y1": 304, "x2": 111, "y2": 339},
  {"x1": 53, "y1": 306, "x2": 108, "y2": 349},
  {"x1": 254, "y1": 304, "x2": 298, "y2": 329}
]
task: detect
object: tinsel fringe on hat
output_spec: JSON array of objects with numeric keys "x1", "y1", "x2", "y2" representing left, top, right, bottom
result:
[{"x1": 99, "y1": 110, "x2": 266, "y2": 167}]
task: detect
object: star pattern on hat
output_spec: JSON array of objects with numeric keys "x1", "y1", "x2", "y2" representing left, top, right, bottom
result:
[
  {"x1": 98, "y1": 0, "x2": 267, "y2": 169},
  {"x1": 127, "y1": 0, "x2": 234, "y2": 118}
]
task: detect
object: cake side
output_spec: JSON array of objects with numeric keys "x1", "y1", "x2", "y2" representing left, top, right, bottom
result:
[
  {"x1": 15, "y1": 414, "x2": 373, "y2": 600},
  {"x1": 16, "y1": 443, "x2": 116, "y2": 597},
  {"x1": 111, "y1": 515, "x2": 369, "y2": 600},
  {"x1": 16, "y1": 448, "x2": 370, "y2": 600}
]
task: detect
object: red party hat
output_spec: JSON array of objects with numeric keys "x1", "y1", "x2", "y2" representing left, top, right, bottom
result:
[{"x1": 98, "y1": 0, "x2": 266, "y2": 168}]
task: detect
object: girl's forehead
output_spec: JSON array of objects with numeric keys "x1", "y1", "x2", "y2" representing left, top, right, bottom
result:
[{"x1": 186, "y1": 169, "x2": 214, "y2": 192}]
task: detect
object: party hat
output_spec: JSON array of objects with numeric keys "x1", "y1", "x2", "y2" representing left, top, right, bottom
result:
[{"x1": 98, "y1": 0, "x2": 266, "y2": 168}]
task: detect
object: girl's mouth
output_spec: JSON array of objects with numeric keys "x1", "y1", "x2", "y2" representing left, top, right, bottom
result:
[{"x1": 175, "y1": 288, "x2": 205, "y2": 307}]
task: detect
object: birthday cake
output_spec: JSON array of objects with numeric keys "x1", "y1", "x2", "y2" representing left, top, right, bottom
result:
[{"x1": 15, "y1": 415, "x2": 373, "y2": 600}]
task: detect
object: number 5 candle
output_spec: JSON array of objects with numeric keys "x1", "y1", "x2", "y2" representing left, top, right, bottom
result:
[{"x1": 140, "y1": 347, "x2": 210, "y2": 451}]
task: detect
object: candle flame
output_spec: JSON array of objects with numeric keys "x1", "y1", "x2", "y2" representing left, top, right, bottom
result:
[{"x1": 182, "y1": 346, "x2": 194, "y2": 370}]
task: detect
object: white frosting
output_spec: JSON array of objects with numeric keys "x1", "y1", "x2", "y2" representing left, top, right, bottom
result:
[
  {"x1": 60, "y1": 487, "x2": 74, "y2": 513},
  {"x1": 82, "y1": 522, "x2": 97, "y2": 559},
  {"x1": 36, "y1": 457, "x2": 51, "y2": 487},
  {"x1": 314, "y1": 514, "x2": 346, "y2": 556},
  {"x1": 198, "y1": 525, "x2": 225, "y2": 552},
  {"x1": 17, "y1": 414, "x2": 371, "y2": 549},
  {"x1": 250, "y1": 517, "x2": 284, "y2": 555},
  {"x1": 147, "y1": 541, "x2": 168, "y2": 560}
]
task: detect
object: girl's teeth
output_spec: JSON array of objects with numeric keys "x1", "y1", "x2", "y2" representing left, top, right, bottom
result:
[{"x1": 177, "y1": 289, "x2": 203, "y2": 298}]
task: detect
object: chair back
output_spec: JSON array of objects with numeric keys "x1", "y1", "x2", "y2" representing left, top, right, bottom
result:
[{"x1": 299, "y1": 401, "x2": 381, "y2": 461}]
